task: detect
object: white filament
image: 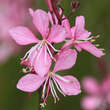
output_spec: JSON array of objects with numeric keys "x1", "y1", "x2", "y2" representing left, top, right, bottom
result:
[
  {"x1": 45, "y1": 43, "x2": 54, "y2": 59},
  {"x1": 22, "y1": 43, "x2": 40, "y2": 60},
  {"x1": 44, "y1": 44, "x2": 47, "y2": 64},
  {"x1": 53, "y1": 78, "x2": 65, "y2": 96},
  {"x1": 50, "y1": 79, "x2": 59, "y2": 100},
  {"x1": 46, "y1": 40, "x2": 59, "y2": 52},
  {"x1": 42, "y1": 77, "x2": 49, "y2": 98},
  {"x1": 49, "y1": 80, "x2": 56, "y2": 101}
]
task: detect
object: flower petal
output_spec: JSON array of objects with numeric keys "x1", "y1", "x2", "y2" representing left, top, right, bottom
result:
[
  {"x1": 61, "y1": 40, "x2": 73, "y2": 50},
  {"x1": 71, "y1": 27, "x2": 76, "y2": 39},
  {"x1": 32, "y1": 9, "x2": 49, "y2": 38},
  {"x1": 55, "y1": 75, "x2": 81, "y2": 95},
  {"x1": 74, "y1": 44, "x2": 82, "y2": 52},
  {"x1": 75, "y1": 16, "x2": 91, "y2": 40},
  {"x1": 48, "y1": 25, "x2": 66, "y2": 43},
  {"x1": 62, "y1": 18, "x2": 72, "y2": 38},
  {"x1": 75, "y1": 16, "x2": 85, "y2": 31},
  {"x1": 53, "y1": 49, "x2": 77, "y2": 72},
  {"x1": 29, "y1": 8, "x2": 34, "y2": 16},
  {"x1": 34, "y1": 46, "x2": 51, "y2": 77},
  {"x1": 76, "y1": 30, "x2": 91, "y2": 40},
  {"x1": 82, "y1": 77, "x2": 100, "y2": 95},
  {"x1": 81, "y1": 96, "x2": 101, "y2": 110},
  {"x1": 17, "y1": 74, "x2": 46, "y2": 92},
  {"x1": 9, "y1": 26, "x2": 39, "y2": 45},
  {"x1": 77, "y1": 41, "x2": 104, "y2": 58}
]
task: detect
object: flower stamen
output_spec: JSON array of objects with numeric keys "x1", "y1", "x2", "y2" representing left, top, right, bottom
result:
[
  {"x1": 53, "y1": 78, "x2": 66, "y2": 96},
  {"x1": 42, "y1": 77, "x2": 49, "y2": 98}
]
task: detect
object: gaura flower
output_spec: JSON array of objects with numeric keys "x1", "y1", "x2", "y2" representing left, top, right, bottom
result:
[
  {"x1": 17, "y1": 49, "x2": 81, "y2": 106},
  {"x1": 62, "y1": 16, "x2": 104, "y2": 58},
  {"x1": 9, "y1": 9, "x2": 66, "y2": 77},
  {"x1": 81, "y1": 76, "x2": 110, "y2": 110}
]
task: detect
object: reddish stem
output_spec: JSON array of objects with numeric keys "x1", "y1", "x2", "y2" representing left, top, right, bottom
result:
[
  {"x1": 51, "y1": 0, "x2": 61, "y2": 24},
  {"x1": 46, "y1": 0, "x2": 56, "y2": 24},
  {"x1": 46, "y1": 0, "x2": 61, "y2": 24}
]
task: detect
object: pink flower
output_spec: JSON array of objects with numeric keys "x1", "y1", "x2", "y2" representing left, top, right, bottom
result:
[
  {"x1": 81, "y1": 76, "x2": 110, "y2": 110},
  {"x1": 9, "y1": 9, "x2": 66, "y2": 77},
  {"x1": 16, "y1": 49, "x2": 81, "y2": 106},
  {"x1": 62, "y1": 16, "x2": 104, "y2": 58}
]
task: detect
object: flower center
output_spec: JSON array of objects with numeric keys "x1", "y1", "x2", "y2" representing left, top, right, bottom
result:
[
  {"x1": 48, "y1": 72, "x2": 53, "y2": 77},
  {"x1": 41, "y1": 40, "x2": 46, "y2": 45}
]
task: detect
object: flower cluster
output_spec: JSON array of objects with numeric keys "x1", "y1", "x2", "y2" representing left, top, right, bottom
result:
[
  {"x1": 9, "y1": 1, "x2": 104, "y2": 107},
  {"x1": 82, "y1": 76, "x2": 110, "y2": 110}
]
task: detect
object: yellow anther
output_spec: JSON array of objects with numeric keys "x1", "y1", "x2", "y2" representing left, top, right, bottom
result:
[
  {"x1": 100, "y1": 48, "x2": 105, "y2": 51},
  {"x1": 54, "y1": 98, "x2": 57, "y2": 103},
  {"x1": 95, "y1": 35, "x2": 100, "y2": 38},
  {"x1": 40, "y1": 103, "x2": 46, "y2": 108},
  {"x1": 42, "y1": 40, "x2": 46, "y2": 45},
  {"x1": 48, "y1": 72, "x2": 53, "y2": 77},
  {"x1": 57, "y1": 98, "x2": 60, "y2": 101},
  {"x1": 90, "y1": 39, "x2": 95, "y2": 42},
  {"x1": 96, "y1": 44, "x2": 100, "y2": 47}
]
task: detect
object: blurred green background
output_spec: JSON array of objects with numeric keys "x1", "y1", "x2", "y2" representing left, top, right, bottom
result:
[{"x1": 0, "y1": 0, "x2": 110, "y2": 110}]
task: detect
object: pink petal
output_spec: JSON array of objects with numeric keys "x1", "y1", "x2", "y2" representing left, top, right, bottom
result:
[
  {"x1": 17, "y1": 74, "x2": 46, "y2": 92},
  {"x1": 74, "y1": 44, "x2": 82, "y2": 52},
  {"x1": 81, "y1": 96, "x2": 101, "y2": 110},
  {"x1": 71, "y1": 27, "x2": 76, "y2": 39},
  {"x1": 9, "y1": 26, "x2": 39, "y2": 45},
  {"x1": 34, "y1": 46, "x2": 51, "y2": 77},
  {"x1": 55, "y1": 75, "x2": 81, "y2": 95},
  {"x1": 62, "y1": 18, "x2": 72, "y2": 38},
  {"x1": 61, "y1": 40, "x2": 73, "y2": 50},
  {"x1": 77, "y1": 41, "x2": 104, "y2": 58},
  {"x1": 75, "y1": 16, "x2": 91, "y2": 40},
  {"x1": 82, "y1": 77, "x2": 100, "y2": 95},
  {"x1": 76, "y1": 30, "x2": 91, "y2": 40},
  {"x1": 32, "y1": 9, "x2": 49, "y2": 38},
  {"x1": 75, "y1": 16, "x2": 85, "y2": 31},
  {"x1": 53, "y1": 49, "x2": 77, "y2": 72},
  {"x1": 29, "y1": 8, "x2": 34, "y2": 16},
  {"x1": 48, "y1": 25, "x2": 66, "y2": 43}
]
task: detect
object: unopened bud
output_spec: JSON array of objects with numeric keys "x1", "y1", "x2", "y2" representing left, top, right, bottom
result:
[{"x1": 71, "y1": 1, "x2": 80, "y2": 10}]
